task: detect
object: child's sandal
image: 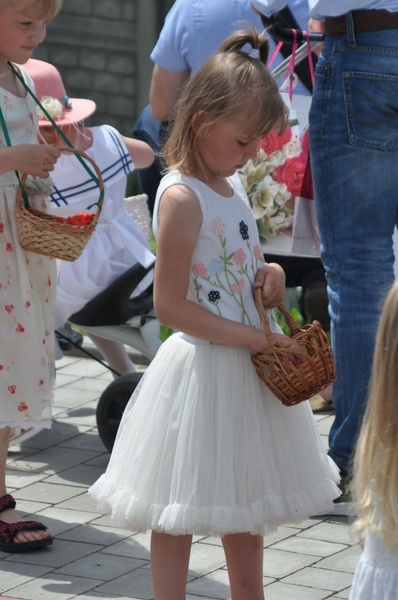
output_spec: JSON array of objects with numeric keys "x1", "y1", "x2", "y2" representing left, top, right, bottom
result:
[{"x1": 0, "y1": 494, "x2": 53, "y2": 553}]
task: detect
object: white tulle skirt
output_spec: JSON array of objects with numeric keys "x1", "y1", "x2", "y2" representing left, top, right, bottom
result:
[{"x1": 89, "y1": 333, "x2": 340, "y2": 537}]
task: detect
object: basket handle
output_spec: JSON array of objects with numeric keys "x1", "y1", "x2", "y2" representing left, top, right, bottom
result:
[
  {"x1": 253, "y1": 288, "x2": 302, "y2": 345},
  {"x1": 19, "y1": 147, "x2": 105, "y2": 220}
]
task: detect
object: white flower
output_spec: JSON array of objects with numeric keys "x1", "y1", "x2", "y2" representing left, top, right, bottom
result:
[
  {"x1": 239, "y1": 144, "x2": 293, "y2": 239},
  {"x1": 36, "y1": 96, "x2": 63, "y2": 120},
  {"x1": 283, "y1": 135, "x2": 302, "y2": 158},
  {"x1": 25, "y1": 175, "x2": 54, "y2": 196}
]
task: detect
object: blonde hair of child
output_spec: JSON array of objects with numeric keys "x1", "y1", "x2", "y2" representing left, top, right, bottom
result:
[
  {"x1": 0, "y1": 0, "x2": 62, "y2": 20},
  {"x1": 162, "y1": 27, "x2": 288, "y2": 176},
  {"x1": 351, "y1": 281, "x2": 398, "y2": 548}
]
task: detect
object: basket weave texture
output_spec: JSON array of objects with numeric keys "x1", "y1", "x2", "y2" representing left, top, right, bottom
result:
[
  {"x1": 16, "y1": 147, "x2": 104, "y2": 262},
  {"x1": 251, "y1": 288, "x2": 336, "y2": 406}
]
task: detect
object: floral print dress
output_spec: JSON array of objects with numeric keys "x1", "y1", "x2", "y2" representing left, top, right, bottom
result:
[
  {"x1": 0, "y1": 68, "x2": 56, "y2": 431},
  {"x1": 89, "y1": 170, "x2": 340, "y2": 537}
]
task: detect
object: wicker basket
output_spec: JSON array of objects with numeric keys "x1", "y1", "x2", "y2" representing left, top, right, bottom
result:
[
  {"x1": 251, "y1": 288, "x2": 336, "y2": 406},
  {"x1": 16, "y1": 147, "x2": 104, "y2": 262}
]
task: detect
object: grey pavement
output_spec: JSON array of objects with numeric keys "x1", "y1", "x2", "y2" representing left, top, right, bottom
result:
[{"x1": 1, "y1": 346, "x2": 360, "y2": 600}]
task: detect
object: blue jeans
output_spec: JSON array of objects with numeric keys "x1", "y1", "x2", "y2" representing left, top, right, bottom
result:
[
  {"x1": 132, "y1": 105, "x2": 170, "y2": 217},
  {"x1": 309, "y1": 20, "x2": 398, "y2": 471}
]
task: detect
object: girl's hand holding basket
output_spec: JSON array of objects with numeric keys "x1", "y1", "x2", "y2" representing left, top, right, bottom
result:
[{"x1": 252, "y1": 288, "x2": 336, "y2": 406}]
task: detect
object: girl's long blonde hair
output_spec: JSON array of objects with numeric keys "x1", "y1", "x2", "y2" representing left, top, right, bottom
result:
[
  {"x1": 162, "y1": 27, "x2": 287, "y2": 176},
  {"x1": 0, "y1": 0, "x2": 62, "y2": 20},
  {"x1": 352, "y1": 282, "x2": 398, "y2": 548}
]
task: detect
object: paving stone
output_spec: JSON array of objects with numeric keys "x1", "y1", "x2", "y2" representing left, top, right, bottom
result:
[
  {"x1": 283, "y1": 566, "x2": 354, "y2": 592},
  {"x1": 0, "y1": 354, "x2": 359, "y2": 599},
  {"x1": 55, "y1": 552, "x2": 144, "y2": 581},
  {"x1": 4, "y1": 574, "x2": 101, "y2": 599},
  {"x1": 264, "y1": 548, "x2": 320, "y2": 579}
]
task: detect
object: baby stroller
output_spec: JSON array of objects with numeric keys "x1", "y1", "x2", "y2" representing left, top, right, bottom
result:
[{"x1": 67, "y1": 262, "x2": 161, "y2": 451}]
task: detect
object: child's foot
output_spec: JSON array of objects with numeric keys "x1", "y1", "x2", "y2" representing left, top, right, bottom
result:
[{"x1": 0, "y1": 495, "x2": 53, "y2": 552}]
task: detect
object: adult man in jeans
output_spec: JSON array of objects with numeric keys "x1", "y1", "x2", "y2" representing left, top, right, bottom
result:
[
  {"x1": 308, "y1": 2, "x2": 398, "y2": 494},
  {"x1": 253, "y1": 0, "x2": 398, "y2": 507}
]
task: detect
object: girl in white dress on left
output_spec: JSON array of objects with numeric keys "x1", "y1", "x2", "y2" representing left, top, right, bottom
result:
[{"x1": 0, "y1": 0, "x2": 62, "y2": 552}]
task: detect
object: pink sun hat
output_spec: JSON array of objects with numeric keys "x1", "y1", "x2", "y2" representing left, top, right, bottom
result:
[{"x1": 24, "y1": 59, "x2": 96, "y2": 127}]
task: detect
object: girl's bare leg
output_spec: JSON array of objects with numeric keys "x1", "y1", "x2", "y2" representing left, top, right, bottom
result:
[
  {"x1": 151, "y1": 531, "x2": 192, "y2": 600},
  {"x1": 87, "y1": 333, "x2": 136, "y2": 378},
  {"x1": 222, "y1": 533, "x2": 264, "y2": 600}
]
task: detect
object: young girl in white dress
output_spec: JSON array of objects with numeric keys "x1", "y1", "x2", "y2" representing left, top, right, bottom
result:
[
  {"x1": 349, "y1": 282, "x2": 398, "y2": 600},
  {"x1": 0, "y1": 0, "x2": 62, "y2": 552},
  {"x1": 89, "y1": 28, "x2": 340, "y2": 599},
  {"x1": 25, "y1": 59, "x2": 156, "y2": 376}
]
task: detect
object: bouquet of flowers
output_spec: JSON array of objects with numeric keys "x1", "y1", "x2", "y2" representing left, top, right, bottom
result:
[{"x1": 239, "y1": 123, "x2": 313, "y2": 243}]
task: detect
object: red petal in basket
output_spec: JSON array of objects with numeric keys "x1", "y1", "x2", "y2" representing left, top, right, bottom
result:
[{"x1": 55, "y1": 212, "x2": 95, "y2": 226}]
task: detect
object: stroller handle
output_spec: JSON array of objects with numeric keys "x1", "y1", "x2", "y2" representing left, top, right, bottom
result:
[{"x1": 261, "y1": 14, "x2": 325, "y2": 43}]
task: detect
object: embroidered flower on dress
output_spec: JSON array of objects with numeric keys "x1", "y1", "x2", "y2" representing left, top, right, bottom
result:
[
  {"x1": 208, "y1": 291, "x2": 221, "y2": 303},
  {"x1": 211, "y1": 218, "x2": 226, "y2": 237},
  {"x1": 192, "y1": 263, "x2": 208, "y2": 277},
  {"x1": 208, "y1": 258, "x2": 225, "y2": 276},
  {"x1": 233, "y1": 249, "x2": 246, "y2": 266},
  {"x1": 8, "y1": 386, "x2": 16, "y2": 395},
  {"x1": 18, "y1": 401, "x2": 28, "y2": 411},
  {"x1": 231, "y1": 278, "x2": 245, "y2": 294},
  {"x1": 239, "y1": 221, "x2": 249, "y2": 240}
]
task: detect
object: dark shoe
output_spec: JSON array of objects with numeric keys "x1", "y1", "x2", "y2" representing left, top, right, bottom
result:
[
  {"x1": 55, "y1": 322, "x2": 83, "y2": 351},
  {"x1": 335, "y1": 469, "x2": 352, "y2": 502},
  {"x1": 0, "y1": 494, "x2": 53, "y2": 552},
  {"x1": 331, "y1": 469, "x2": 356, "y2": 517}
]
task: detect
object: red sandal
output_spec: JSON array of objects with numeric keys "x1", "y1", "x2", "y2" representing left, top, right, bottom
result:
[{"x1": 0, "y1": 494, "x2": 53, "y2": 552}]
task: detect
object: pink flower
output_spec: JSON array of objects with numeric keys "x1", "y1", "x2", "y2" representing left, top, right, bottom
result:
[
  {"x1": 5, "y1": 305, "x2": 14, "y2": 314},
  {"x1": 38, "y1": 379, "x2": 44, "y2": 386},
  {"x1": 233, "y1": 248, "x2": 246, "y2": 266},
  {"x1": 211, "y1": 218, "x2": 226, "y2": 237},
  {"x1": 6, "y1": 243, "x2": 13, "y2": 252},
  {"x1": 253, "y1": 245, "x2": 263, "y2": 259},
  {"x1": 8, "y1": 385, "x2": 16, "y2": 395},
  {"x1": 18, "y1": 401, "x2": 28, "y2": 411},
  {"x1": 260, "y1": 127, "x2": 292, "y2": 154},
  {"x1": 192, "y1": 263, "x2": 208, "y2": 277},
  {"x1": 16, "y1": 324, "x2": 25, "y2": 333},
  {"x1": 25, "y1": 301, "x2": 31, "y2": 308},
  {"x1": 275, "y1": 156, "x2": 307, "y2": 199},
  {"x1": 231, "y1": 278, "x2": 245, "y2": 293}
]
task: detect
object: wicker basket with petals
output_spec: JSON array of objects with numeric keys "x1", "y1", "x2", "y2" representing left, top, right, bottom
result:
[
  {"x1": 16, "y1": 147, "x2": 104, "y2": 262},
  {"x1": 251, "y1": 288, "x2": 336, "y2": 406}
]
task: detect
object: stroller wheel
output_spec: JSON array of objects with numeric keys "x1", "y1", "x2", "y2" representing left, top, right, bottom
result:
[{"x1": 96, "y1": 372, "x2": 144, "y2": 451}]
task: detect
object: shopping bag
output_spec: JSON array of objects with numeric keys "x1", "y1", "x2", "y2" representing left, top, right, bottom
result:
[{"x1": 239, "y1": 92, "x2": 320, "y2": 258}]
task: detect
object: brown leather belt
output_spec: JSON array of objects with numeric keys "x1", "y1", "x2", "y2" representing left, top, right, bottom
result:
[{"x1": 325, "y1": 9, "x2": 398, "y2": 35}]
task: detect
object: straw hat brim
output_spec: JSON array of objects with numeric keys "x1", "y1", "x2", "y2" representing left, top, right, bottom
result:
[{"x1": 38, "y1": 98, "x2": 97, "y2": 127}]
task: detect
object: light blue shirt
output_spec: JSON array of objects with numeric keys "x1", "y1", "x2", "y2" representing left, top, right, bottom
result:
[
  {"x1": 251, "y1": 0, "x2": 398, "y2": 19},
  {"x1": 151, "y1": 0, "x2": 311, "y2": 94}
]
